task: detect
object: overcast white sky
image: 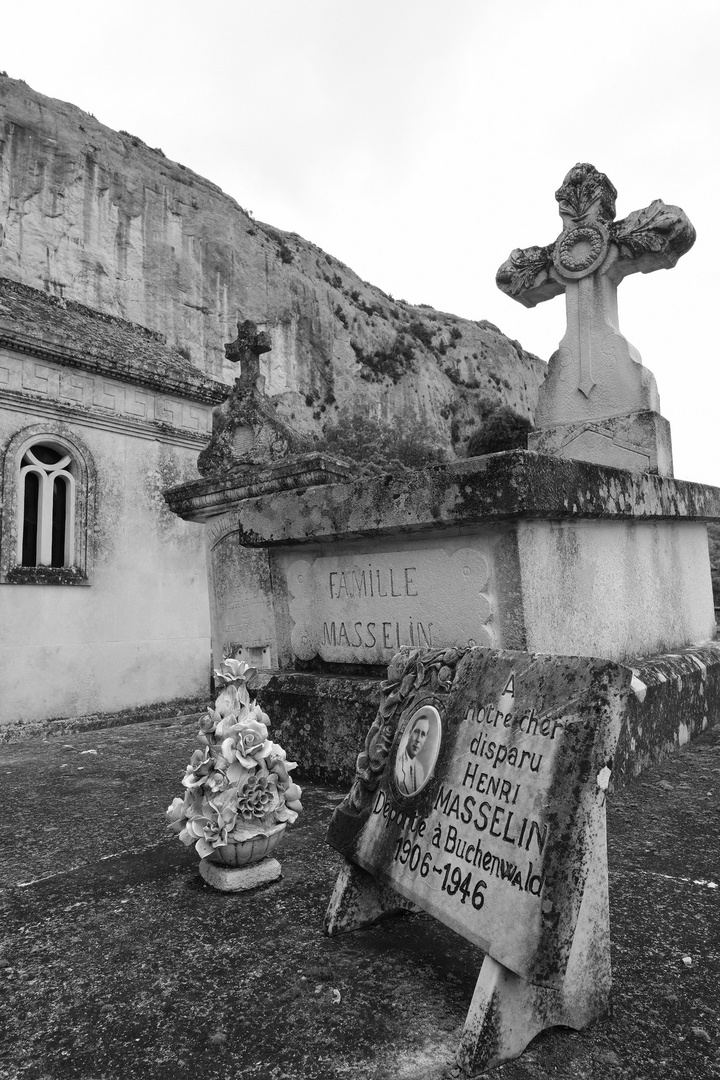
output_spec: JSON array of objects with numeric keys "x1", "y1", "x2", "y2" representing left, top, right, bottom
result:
[{"x1": 3, "y1": 0, "x2": 719, "y2": 483}]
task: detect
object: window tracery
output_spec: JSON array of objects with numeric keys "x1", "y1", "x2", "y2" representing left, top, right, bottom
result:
[
  {"x1": 19, "y1": 443, "x2": 77, "y2": 568},
  {"x1": 1, "y1": 426, "x2": 94, "y2": 585}
]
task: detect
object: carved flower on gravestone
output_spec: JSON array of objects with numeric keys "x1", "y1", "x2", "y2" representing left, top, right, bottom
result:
[{"x1": 346, "y1": 646, "x2": 464, "y2": 814}]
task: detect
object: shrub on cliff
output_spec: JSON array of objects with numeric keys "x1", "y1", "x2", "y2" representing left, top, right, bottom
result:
[
  {"x1": 351, "y1": 335, "x2": 415, "y2": 384},
  {"x1": 315, "y1": 411, "x2": 446, "y2": 477},
  {"x1": 466, "y1": 405, "x2": 533, "y2": 457}
]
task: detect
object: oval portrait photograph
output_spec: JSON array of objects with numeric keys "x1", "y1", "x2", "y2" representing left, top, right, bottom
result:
[{"x1": 394, "y1": 704, "x2": 442, "y2": 797}]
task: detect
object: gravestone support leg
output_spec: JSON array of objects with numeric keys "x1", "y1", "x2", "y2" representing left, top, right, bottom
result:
[
  {"x1": 457, "y1": 816, "x2": 611, "y2": 1074},
  {"x1": 324, "y1": 858, "x2": 419, "y2": 935}
]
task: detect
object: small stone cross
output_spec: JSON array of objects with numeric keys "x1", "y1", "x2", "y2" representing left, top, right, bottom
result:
[
  {"x1": 225, "y1": 318, "x2": 272, "y2": 394},
  {"x1": 496, "y1": 164, "x2": 695, "y2": 474}
]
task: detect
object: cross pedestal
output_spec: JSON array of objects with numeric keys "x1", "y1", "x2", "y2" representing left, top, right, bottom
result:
[{"x1": 497, "y1": 164, "x2": 695, "y2": 475}]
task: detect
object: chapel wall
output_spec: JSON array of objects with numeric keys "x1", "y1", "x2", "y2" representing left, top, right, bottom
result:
[{"x1": 0, "y1": 351, "x2": 213, "y2": 730}]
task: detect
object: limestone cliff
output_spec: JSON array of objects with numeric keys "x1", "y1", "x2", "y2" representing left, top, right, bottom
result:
[{"x1": 0, "y1": 75, "x2": 546, "y2": 453}]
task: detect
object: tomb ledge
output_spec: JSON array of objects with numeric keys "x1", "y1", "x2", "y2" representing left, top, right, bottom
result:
[{"x1": 165, "y1": 450, "x2": 720, "y2": 545}]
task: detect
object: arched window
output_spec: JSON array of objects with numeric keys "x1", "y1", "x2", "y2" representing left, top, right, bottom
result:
[
  {"x1": 19, "y1": 443, "x2": 77, "y2": 568},
  {"x1": 1, "y1": 426, "x2": 94, "y2": 585}
]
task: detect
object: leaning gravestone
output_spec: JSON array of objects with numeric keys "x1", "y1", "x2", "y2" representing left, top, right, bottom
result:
[{"x1": 325, "y1": 645, "x2": 628, "y2": 1069}]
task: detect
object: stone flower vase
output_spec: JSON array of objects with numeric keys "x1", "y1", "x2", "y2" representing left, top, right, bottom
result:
[
  {"x1": 206, "y1": 822, "x2": 287, "y2": 868},
  {"x1": 170, "y1": 657, "x2": 303, "y2": 892}
]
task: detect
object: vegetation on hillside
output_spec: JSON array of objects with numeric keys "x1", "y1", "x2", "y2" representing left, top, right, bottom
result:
[
  {"x1": 466, "y1": 404, "x2": 534, "y2": 457},
  {"x1": 350, "y1": 335, "x2": 416, "y2": 384},
  {"x1": 314, "y1": 411, "x2": 446, "y2": 477}
]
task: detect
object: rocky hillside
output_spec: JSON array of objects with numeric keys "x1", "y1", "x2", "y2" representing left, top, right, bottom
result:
[{"x1": 0, "y1": 75, "x2": 546, "y2": 454}]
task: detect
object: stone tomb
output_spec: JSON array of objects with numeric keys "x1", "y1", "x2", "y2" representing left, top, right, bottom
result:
[
  {"x1": 325, "y1": 645, "x2": 629, "y2": 1068},
  {"x1": 164, "y1": 166, "x2": 720, "y2": 1071},
  {"x1": 168, "y1": 450, "x2": 719, "y2": 674}
]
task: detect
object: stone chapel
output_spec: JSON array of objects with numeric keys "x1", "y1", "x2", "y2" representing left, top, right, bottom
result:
[{"x1": 0, "y1": 277, "x2": 226, "y2": 731}]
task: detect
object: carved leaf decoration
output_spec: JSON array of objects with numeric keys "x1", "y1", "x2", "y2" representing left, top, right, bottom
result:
[
  {"x1": 612, "y1": 200, "x2": 695, "y2": 262},
  {"x1": 554, "y1": 164, "x2": 616, "y2": 224},
  {"x1": 400, "y1": 672, "x2": 416, "y2": 698},
  {"x1": 557, "y1": 175, "x2": 602, "y2": 221},
  {"x1": 344, "y1": 646, "x2": 467, "y2": 814},
  {"x1": 380, "y1": 691, "x2": 401, "y2": 719},
  {"x1": 496, "y1": 246, "x2": 552, "y2": 296}
]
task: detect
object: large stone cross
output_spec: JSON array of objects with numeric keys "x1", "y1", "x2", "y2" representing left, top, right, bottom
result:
[
  {"x1": 496, "y1": 164, "x2": 695, "y2": 475},
  {"x1": 225, "y1": 318, "x2": 272, "y2": 394}
]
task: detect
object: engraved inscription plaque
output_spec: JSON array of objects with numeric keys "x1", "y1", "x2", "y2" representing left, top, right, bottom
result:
[
  {"x1": 327, "y1": 647, "x2": 630, "y2": 986},
  {"x1": 281, "y1": 538, "x2": 496, "y2": 664}
]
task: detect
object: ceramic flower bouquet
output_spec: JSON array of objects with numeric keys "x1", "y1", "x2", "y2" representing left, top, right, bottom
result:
[{"x1": 166, "y1": 659, "x2": 302, "y2": 867}]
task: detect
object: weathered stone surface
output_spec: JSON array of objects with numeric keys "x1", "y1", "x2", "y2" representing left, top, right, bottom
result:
[
  {"x1": 250, "y1": 671, "x2": 381, "y2": 786},
  {"x1": 171, "y1": 451, "x2": 720, "y2": 540},
  {"x1": 497, "y1": 163, "x2": 695, "y2": 474},
  {"x1": 324, "y1": 859, "x2": 419, "y2": 936},
  {"x1": 250, "y1": 643, "x2": 720, "y2": 793},
  {"x1": 196, "y1": 317, "x2": 316, "y2": 478},
  {"x1": 616, "y1": 643, "x2": 720, "y2": 783},
  {"x1": 529, "y1": 409, "x2": 673, "y2": 476},
  {"x1": 0, "y1": 277, "x2": 226, "y2": 406},
  {"x1": 171, "y1": 452, "x2": 719, "y2": 671},
  {"x1": 196, "y1": 381, "x2": 312, "y2": 479},
  {"x1": 167, "y1": 452, "x2": 355, "y2": 521},
  {"x1": 198, "y1": 856, "x2": 282, "y2": 891},
  {"x1": 281, "y1": 538, "x2": 496, "y2": 665},
  {"x1": 0, "y1": 75, "x2": 545, "y2": 452},
  {"x1": 323, "y1": 642, "x2": 720, "y2": 1070},
  {"x1": 326, "y1": 647, "x2": 628, "y2": 988}
]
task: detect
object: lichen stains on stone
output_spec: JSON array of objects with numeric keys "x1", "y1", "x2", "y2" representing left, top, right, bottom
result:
[
  {"x1": 187, "y1": 452, "x2": 720, "y2": 548},
  {"x1": 614, "y1": 642, "x2": 720, "y2": 785},
  {"x1": 0, "y1": 277, "x2": 226, "y2": 405}
]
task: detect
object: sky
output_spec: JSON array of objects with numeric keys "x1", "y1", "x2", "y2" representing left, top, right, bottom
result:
[{"x1": 2, "y1": 0, "x2": 719, "y2": 483}]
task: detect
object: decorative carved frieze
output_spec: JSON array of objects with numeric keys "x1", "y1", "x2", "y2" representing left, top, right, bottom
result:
[{"x1": 0, "y1": 348, "x2": 213, "y2": 444}]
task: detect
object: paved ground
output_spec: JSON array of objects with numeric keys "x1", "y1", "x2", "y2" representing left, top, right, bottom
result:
[{"x1": 0, "y1": 713, "x2": 718, "y2": 1080}]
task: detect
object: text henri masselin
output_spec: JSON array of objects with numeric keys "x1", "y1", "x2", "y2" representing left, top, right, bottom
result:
[{"x1": 364, "y1": 674, "x2": 564, "y2": 910}]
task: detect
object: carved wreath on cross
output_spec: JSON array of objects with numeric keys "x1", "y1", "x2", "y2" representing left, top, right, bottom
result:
[{"x1": 496, "y1": 163, "x2": 695, "y2": 300}]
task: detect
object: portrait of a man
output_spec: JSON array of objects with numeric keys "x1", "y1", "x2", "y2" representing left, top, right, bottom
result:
[{"x1": 394, "y1": 704, "x2": 441, "y2": 796}]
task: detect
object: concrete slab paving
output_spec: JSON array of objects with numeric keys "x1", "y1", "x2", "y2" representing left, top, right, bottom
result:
[{"x1": 0, "y1": 714, "x2": 718, "y2": 1079}]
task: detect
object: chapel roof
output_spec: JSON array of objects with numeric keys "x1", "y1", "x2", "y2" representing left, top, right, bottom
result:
[{"x1": 0, "y1": 277, "x2": 228, "y2": 405}]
